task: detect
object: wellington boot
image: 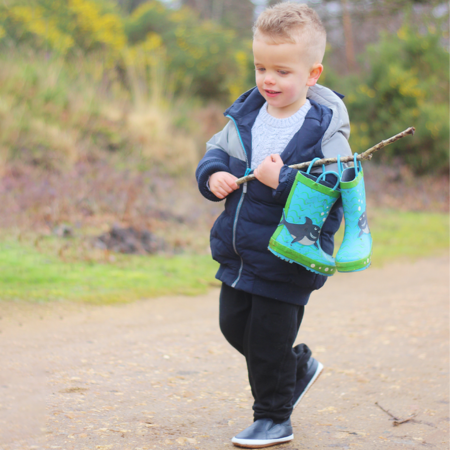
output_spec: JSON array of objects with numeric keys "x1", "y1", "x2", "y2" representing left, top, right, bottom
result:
[
  {"x1": 269, "y1": 159, "x2": 341, "y2": 276},
  {"x1": 336, "y1": 154, "x2": 373, "y2": 272}
]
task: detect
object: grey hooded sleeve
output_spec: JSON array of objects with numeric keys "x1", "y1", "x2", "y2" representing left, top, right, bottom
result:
[{"x1": 308, "y1": 84, "x2": 353, "y2": 175}]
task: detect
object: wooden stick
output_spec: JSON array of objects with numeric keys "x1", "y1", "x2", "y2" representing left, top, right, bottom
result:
[
  {"x1": 235, "y1": 127, "x2": 415, "y2": 185},
  {"x1": 375, "y1": 402, "x2": 400, "y2": 421},
  {"x1": 375, "y1": 402, "x2": 418, "y2": 427},
  {"x1": 393, "y1": 413, "x2": 418, "y2": 427}
]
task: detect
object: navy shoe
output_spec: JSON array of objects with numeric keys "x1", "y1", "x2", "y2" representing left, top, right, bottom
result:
[
  {"x1": 293, "y1": 357, "x2": 323, "y2": 408},
  {"x1": 231, "y1": 418, "x2": 293, "y2": 448}
]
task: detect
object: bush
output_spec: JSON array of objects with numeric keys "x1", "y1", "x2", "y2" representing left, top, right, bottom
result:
[
  {"x1": 123, "y1": 2, "x2": 254, "y2": 100},
  {"x1": 0, "y1": 0, "x2": 126, "y2": 56},
  {"x1": 0, "y1": 48, "x2": 202, "y2": 174},
  {"x1": 0, "y1": 0, "x2": 254, "y2": 101},
  {"x1": 342, "y1": 21, "x2": 449, "y2": 175}
]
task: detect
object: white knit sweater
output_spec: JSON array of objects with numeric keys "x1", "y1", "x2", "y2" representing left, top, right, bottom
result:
[{"x1": 251, "y1": 100, "x2": 311, "y2": 169}]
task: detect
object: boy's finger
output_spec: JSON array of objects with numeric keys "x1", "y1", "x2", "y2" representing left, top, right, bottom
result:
[
  {"x1": 225, "y1": 178, "x2": 239, "y2": 190},
  {"x1": 271, "y1": 154, "x2": 283, "y2": 163},
  {"x1": 221, "y1": 183, "x2": 233, "y2": 194},
  {"x1": 215, "y1": 187, "x2": 227, "y2": 198},
  {"x1": 223, "y1": 180, "x2": 237, "y2": 192},
  {"x1": 210, "y1": 187, "x2": 223, "y2": 198},
  {"x1": 225, "y1": 173, "x2": 239, "y2": 183}
]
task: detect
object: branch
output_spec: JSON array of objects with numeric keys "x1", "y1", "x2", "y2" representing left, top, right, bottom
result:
[
  {"x1": 393, "y1": 413, "x2": 418, "y2": 427},
  {"x1": 235, "y1": 127, "x2": 415, "y2": 186},
  {"x1": 375, "y1": 402, "x2": 418, "y2": 427},
  {"x1": 375, "y1": 402, "x2": 400, "y2": 421}
]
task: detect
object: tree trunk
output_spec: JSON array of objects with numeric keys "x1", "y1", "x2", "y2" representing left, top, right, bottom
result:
[{"x1": 341, "y1": 0, "x2": 357, "y2": 72}]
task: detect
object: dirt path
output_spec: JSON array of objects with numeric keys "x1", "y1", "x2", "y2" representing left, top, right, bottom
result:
[{"x1": 1, "y1": 256, "x2": 448, "y2": 450}]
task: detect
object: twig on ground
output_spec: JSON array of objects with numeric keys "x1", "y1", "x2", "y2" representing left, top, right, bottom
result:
[
  {"x1": 375, "y1": 402, "x2": 418, "y2": 427},
  {"x1": 375, "y1": 402, "x2": 400, "y2": 420},
  {"x1": 393, "y1": 413, "x2": 418, "y2": 426},
  {"x1": 235, "y1": 127, "x2": 415, "y2": 185}
]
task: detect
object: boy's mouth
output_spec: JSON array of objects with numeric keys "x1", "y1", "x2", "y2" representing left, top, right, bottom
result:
[{"x1": 265, "y1": 89, "x2": 281, "y2": 98}]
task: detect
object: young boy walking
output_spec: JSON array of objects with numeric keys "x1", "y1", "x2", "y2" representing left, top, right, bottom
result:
[{"x1": 196, "y1": 3, "x2": 352, "y2": 447}]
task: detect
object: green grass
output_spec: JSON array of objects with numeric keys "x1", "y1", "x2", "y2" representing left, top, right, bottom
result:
[
  {"x1": 0, "y1": 241, "x2": 220, "y2": 304},
  {"x1": 334, "y1": 209, "x2": 449, "y2": 265},
  {"x1": 0, "y1": 209, "x2": 448, "y2": 303}
]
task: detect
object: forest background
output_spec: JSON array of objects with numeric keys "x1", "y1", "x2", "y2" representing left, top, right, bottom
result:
[{"x1": 0, "y1": 0, "x2": 448, "y2": 304}]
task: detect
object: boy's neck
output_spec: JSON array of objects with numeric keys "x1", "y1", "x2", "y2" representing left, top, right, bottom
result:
[{"x1": 266, "y1": 94, "x2": 309, "y2": 119}]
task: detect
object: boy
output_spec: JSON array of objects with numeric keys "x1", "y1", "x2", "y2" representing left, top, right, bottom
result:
[{"x1": 195, "y1": 3, "x2": 352, "y2": 448}]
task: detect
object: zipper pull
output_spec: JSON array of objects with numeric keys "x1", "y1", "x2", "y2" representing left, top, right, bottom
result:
[{"x1": 243, "y1": 168, "x2": 251, "y2": 194}]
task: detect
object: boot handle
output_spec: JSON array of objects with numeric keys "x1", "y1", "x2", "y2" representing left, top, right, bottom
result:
[
  {"x1": 306, "y1": 157, "x2": 322, "y2": 174},
  {"x1": 316, "y1": 170, "x2": 341, "y2": 191},
  {"x1": 353, "y1": 153, "x2": 363, "y2": 173}
]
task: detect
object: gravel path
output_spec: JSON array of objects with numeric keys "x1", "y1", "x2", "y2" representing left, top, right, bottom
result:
[{"x1": 1, "y1": 255, "x2": 448, "y2": 450}]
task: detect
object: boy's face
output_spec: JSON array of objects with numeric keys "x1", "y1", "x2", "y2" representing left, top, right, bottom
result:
[{"x1": 253, "y1": 34, "x2": 322, "y2": 118}]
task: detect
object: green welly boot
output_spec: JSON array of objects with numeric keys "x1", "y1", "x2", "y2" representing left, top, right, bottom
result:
[
  {"x1": 336, "y1": 154, "x2": 373, "y2": 272},
  {"x1": 269, "y1": 159, "x2": 341, "y2": 277}
]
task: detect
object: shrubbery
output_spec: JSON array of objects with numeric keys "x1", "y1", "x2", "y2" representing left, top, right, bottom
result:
[
  {"x1": 336, "y1": 22, "x2": 449, "y2": 175},
  {"x1": 0, "y1": 0, "x2": 254, "y2": 101},
  {"x1": 0, "y1": 1, "x2": 448, "y2": 175}
]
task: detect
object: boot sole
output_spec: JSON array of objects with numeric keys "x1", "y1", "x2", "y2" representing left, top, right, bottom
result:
[
  {"x1": 232, "y1": 434, "x2": 294, "y2": 448},
  {"x1": 268, "y1": 243, "x2": 336, "y2": 276},
  {"x1": 336, "y1": 254, "x2": 372, "y2": 272},
  {"x1": 293, "y1": 361, "x2": 324, "y2": 408}
]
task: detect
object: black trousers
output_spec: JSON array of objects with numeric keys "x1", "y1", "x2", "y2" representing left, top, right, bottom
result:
[{"x1": 219, "y1": 283, "x2": 311, "y2": 423}]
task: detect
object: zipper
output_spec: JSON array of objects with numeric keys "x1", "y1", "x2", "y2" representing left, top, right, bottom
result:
[
  {"x1": 231, "y1": 181, "x2": 247, "y2": 288},
  {"x1": 226, "y1": 114, "x2": 249, "y2": 288}
]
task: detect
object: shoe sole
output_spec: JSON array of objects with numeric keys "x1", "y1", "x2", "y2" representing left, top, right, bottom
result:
[
  {"x1": 293, "y1": 361, "x2": 324, "y2": 409},
  {"x1": 232, "y1": 434, "x2": 294, "y2": 448}
]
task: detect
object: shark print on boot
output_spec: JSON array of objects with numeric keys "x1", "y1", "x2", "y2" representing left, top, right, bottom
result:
[
  {"x1": 358, "y1": 211, "x2": 370, "y2": 237},
  {"x1": 279, "y1": 213, "x2": 320, "y2": 248},
  {"x1": 269, "y1": 158, "x2": 341, "y2": 276}
]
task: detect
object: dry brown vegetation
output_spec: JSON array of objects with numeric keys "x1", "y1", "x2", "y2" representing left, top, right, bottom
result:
[{"x1": 0, "y1": 50, "x2": 447, "y2": 260}]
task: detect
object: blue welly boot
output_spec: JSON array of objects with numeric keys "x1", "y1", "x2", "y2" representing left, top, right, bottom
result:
[
  {"x1": 269, "y1": 159, "x2": 341, "y2": 276},
  {"x1": 336, "y1": 153, "x2": 373, "y2": 272}
]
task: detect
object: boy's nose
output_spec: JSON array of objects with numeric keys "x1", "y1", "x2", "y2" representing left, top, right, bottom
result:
[{"x1": 264, "y1": 74, "x2": 275, "y2": 85}]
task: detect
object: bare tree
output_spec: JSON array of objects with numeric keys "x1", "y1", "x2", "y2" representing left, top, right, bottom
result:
[
  {"x1": 182, "y1": 0, "x2": 255, "y2": 37},
  {"x1": 341, "y1": 0, "x2": 357, "y2": 71}
]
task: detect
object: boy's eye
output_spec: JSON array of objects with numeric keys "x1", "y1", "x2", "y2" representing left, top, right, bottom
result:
[
  {"x1": 278, "y1": 70, "x2": 289, "y2": 75},
  {"x1": 256, "y1": 68, "x2": 265, "y2": 72}
]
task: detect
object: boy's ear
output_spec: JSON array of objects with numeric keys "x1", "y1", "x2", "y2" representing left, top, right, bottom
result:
[{"x1": 307, "y1": 64, "x2": 323, "y2": 86}]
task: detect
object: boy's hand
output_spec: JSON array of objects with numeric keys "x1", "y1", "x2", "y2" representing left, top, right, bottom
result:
[
  {"x1": 209, "y1": 171, "x2": 240, "y2": 199},
  {"x1": 254, "y1": 154, "x2": 284, "y2": 189}
]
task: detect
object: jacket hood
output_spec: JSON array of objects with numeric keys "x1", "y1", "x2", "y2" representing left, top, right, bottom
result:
[
  {"x1": 308, "y1": 84, "x2": 350, "y2": 143},
  {"x1": 224, "y1": 84, "x2": 350, "y2": 144}
]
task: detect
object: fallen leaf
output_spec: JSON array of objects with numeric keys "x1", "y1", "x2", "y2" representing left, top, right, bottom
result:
[{"x1": 59, "y1": 387, "x2": 88, "y2": 394}]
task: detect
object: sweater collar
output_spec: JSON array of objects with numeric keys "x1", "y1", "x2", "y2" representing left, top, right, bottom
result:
[
  {"x1": 256, "y1": 100, "x2": 312, "y2": 128},
  {"x1": 224, "y1": 86, "x2": 323, "y2": 124}
]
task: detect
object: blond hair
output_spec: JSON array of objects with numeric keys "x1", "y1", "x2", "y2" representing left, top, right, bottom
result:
[{"x1": 253, "y1": 2, "x2": 326, "y2": 64}]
